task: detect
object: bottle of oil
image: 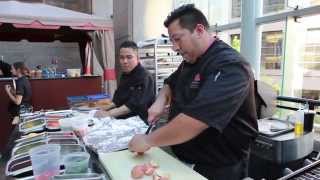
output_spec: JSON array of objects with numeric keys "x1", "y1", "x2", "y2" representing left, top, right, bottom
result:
[
  {"x1": 294, "y1": 119, "x2": 303, "y2": 136},
  {"x1": 294, "y1": 110, "x2": 304, "y2": 136}
]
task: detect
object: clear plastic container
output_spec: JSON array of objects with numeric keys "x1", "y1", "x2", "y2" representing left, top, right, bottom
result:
[
  {"x1": 59, "y1": 118, "x2": 74, "y2": 131},
  {"x1": 72, "y1": 119, "x2": 88, "y2": 137},
  {"x1": 29, "y1": 144, "x2": 61, "y2": 180},
  {"x1": 63, "y1": 152, "x2": 90, "y2": 174}
]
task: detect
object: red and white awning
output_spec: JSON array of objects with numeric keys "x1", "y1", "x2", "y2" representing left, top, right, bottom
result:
[{"x1": 0, "y1": 1, "x2": 113, "y2": 30}]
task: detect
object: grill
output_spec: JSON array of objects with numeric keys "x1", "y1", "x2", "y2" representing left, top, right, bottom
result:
[{"x1": 279, "y1": 160, "x2": 320, "y2": 180}]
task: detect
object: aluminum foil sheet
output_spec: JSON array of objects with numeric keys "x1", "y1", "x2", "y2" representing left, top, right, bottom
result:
[{"x1": 83, "y1": 116, "x2": 148, "y2": 153}]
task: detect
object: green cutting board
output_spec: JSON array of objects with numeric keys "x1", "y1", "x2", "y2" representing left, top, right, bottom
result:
[{"x1": 99, "y1": 147, "x2": 208, "y2": 180}]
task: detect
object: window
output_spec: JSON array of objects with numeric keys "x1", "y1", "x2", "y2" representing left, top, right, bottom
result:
[
  {"x1": 303, "y1": 28, "x2": 320, "y2": 71},
  {"x1": 216, "y1": 29, "x2": 241, "y2": 48},
  {"x1": 174, "y1": 0, "x2": 241, "y2": 26},
  {"x1": 232, "y1": 0, "x2": 241, "y2": 18},
  {"x1": 259, "y1": 22, "x2": 285, "y2": 96},
  {"x1": 263, "y1": 0, "x2": 320, "y2": 15},
  {"x1": 230, "y1": 34, "x2": 240, "y2": 52},
  {"x1": 261, "y1": 31, "x2": 283, "y2": 70},
  {"x1": 263, "y1": 0, "x2": 285, "y2": 14},
  {"x1": 281, "y1": 15, "x2": 320, "y2": 100},
  {"x1": 288, "y1": 0, "x2": 320, "y2": 9}
]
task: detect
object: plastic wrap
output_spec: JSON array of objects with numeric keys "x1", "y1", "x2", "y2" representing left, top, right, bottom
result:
[{"x1": 83, "y1": 116, "x2": 148, "y2": 153}]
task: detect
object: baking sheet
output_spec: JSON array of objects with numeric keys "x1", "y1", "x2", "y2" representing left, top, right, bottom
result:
[{"x1": 83, "y1": 116, "x2": 148, "y2": 153}]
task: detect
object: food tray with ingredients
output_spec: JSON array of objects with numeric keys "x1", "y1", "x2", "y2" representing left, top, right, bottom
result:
[{"x1": 19, "y1": 118, "x2": 46, "y2": 134}]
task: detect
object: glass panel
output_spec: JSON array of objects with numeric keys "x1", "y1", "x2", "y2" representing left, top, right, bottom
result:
[
  {"x1": 288, "y1": 0, "x2": 320, "y2": 9},
  {"x1": 263, "y1": 0, "x2": 285, "y2": 14},
  {"x1": 260, "y1": 21, "x2": 285, "y2": 96},
  {"x1": 208, "y1": 0, "x2": 241, "y2": 25},
  {"x1": 230, "y1": 34, "x2": 241, "y2": 52},
  {"x1": 282, "y1": 15, "x2": 320, "y2": 99},
  {"x1": 263, "y1": 0, "x2": 320, "y2": 15},
  {"x1": 282, "y1": 15, "x2": 320, "y2": 124},
  {"x1": 215, "y1": 29, "x2": 241, "y2": 50},
  {"x1": 231, "y1": 0, "x2": 241, "y2": 18},
  {"x1": 174, "y1": 0, "x2": 241, "y2": 26}
]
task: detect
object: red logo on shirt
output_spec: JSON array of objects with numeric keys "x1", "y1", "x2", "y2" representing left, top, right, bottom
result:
[
  {"x1": 190, "y1": 73, "x2": 201, "y2": 89},
  {"x1": 194, "y1": 73, "x2": 201, "y2": 81}
]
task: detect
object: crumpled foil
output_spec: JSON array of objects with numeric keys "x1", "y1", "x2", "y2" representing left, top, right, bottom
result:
[{"x1": 82, "y1": 116, "x2": 148, "y2": 153}]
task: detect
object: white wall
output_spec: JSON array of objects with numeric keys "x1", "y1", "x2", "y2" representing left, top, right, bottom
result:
[
  {"x1": 92, "y1": 0, "x2": 113, "y2": 20},
  {"x1": 132, "y1": 0, "x2": 173, "y2": 42}
]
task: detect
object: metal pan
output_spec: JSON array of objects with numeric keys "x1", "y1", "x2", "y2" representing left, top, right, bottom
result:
[
  {"x1": 7, "y1": 144, "x2": 86, "y2": 177},
  {"x1": 19, "y1": 118, "x2": 46, "y2": 134},
  {"x1": 52, "y1": 173, "x2": 106, "y2": 180}
]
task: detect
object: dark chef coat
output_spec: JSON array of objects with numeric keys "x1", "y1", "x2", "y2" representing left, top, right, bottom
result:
[
  {"x1": 164, "y1": 40, "x2": 258, "y2": 180},
  {"x1": 113, "y1": 63, "x2": 155, "y2": 123}
]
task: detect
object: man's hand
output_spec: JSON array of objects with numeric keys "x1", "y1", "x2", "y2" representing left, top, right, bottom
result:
[
  {"x1": 94, "y1": 110, "x2": 110, "y2": 118},
  {"x1": 148, "y1": 85, "x2": 172, "y2": 125},
  {"x1": 147, "y1": 103, "x2": 165, "y2": 125},
  {"x1": 128, "y1": 134, "x2": 151, "y2": 153},
  {"x1": 5, "y1": 84, "x2": 11, "y2": 93}
]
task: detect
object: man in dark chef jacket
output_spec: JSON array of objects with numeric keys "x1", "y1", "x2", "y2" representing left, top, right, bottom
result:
[
  {"x1": 128, "y1": 4, "x2": 258, "y2": 180},
  {"x1": 95, "y1": 41, "x2": 155, "y2": 123}
]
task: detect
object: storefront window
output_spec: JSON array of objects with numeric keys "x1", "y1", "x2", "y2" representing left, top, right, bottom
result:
[
  {"x1": 261, "y1": 31, "x2": 283, "y2": 70},
  {"x1": 174, "y1": 1, "x2": 241, "y2": 26},
  {"x1": 259, "y1": 22, "x2": 285, "y2": 96},
  {"x1": 263, "y1": 0, "x2": 285, "y2": 14},
  {"x1": 281, "y1": 15, "x2": 320, "y2": 100},
  {"x1": 288, "y1": 0, "x2": 320, "y2": 9},
  {"x1": 263, "y1": 0, "x2": 320, "y2": 15},
  {"x1": 231, "y1": 0, "x2": 241, "y2": 18},
  {"x1": 230, "y1": 34, "x2": 240, "y2": 52}
]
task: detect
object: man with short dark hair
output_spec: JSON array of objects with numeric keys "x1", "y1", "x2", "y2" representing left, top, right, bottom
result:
[
  {"x1": 129, "y1": 4, "x2": 258, "y2": 180},
  {"x1": 95, "y1": 41, "x2": 155, "y2": 122}
]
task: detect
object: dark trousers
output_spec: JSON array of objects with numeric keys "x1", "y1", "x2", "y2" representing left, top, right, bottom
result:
[
  {"x1": 194, "y1": 160, "x2": 248, "y2": 180},
  {"x1": 2, "y1": 126, "x2": 20, "y2": 161}
]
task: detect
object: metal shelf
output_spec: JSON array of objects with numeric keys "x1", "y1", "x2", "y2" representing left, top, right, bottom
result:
[{"x1": 139, "y1": 38, "x2": 181, "y2": 94}]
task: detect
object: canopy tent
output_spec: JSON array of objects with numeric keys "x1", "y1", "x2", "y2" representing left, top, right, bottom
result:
[{"x1": 0, "y1": 1, "x2": 117, "y2": 95}]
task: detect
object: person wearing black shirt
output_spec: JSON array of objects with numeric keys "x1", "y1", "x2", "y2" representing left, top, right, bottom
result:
[
  {"x1": 129, "y1": 5, "x2": 258, "y2": 180},
  {"x1": 94, "y1": 41, "x2": 155, "y2": 122},
  {"x1": 2, "y1": 62, "x2": 32, "y2": 160},
  {"x1": 5, "y1": 62, "x2": 32, "y2": 124}
]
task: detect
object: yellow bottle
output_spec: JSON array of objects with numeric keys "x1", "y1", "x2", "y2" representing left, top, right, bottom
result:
[{"x1": 294, "y1": 119, "x2": 303, "y2": 136}]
